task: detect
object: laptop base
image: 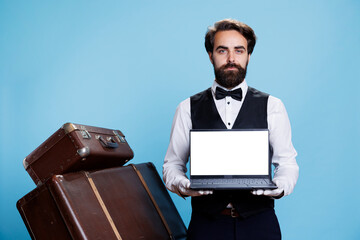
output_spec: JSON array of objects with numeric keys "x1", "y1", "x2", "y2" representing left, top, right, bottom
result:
[
  {"x1": 190, "y1": 184, "x2": 277, "y2": 190},
  {"x1": 190, "y1": 178, "x2": 277, "y2": 190}
]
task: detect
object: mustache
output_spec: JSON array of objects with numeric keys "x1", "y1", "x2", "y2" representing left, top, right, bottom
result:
[{"x1": 220, "y1": 63, "x2": 242, "y2": 70}]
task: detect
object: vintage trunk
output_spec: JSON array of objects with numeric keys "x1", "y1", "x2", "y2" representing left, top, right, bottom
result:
[
  {"x1": 24, "y1": 123, "x2": 134, "y2": 185},
  {"x1": 133, "y1": 163, "x2": 187, "y2": 240},
  {"x1": 17, "y1": 184, "x2": 72, "y2": 240},
  {"x1": 17, "y1": 163, "x2": 187, "y2": 240}
]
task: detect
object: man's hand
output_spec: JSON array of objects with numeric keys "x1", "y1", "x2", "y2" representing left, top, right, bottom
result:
[
  {"x1": 251, "y1": 179, "x2": 285, "y2": 199},
  {"x1": 175, "y1": 178, "x2": 213, "y2": 198}
]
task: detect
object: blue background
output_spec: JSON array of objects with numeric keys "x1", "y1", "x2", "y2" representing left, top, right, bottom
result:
[{"x1": 1, "y1": 1, "x2": 359, "y2": 239}]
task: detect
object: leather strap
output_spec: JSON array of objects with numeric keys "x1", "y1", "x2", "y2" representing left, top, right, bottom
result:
[
  {"x1": 130, "y1": 164, "x2": 174, "y2": 240},
  {"x1": 84, "y1": 171, "x2": 122, "y2": 240}
]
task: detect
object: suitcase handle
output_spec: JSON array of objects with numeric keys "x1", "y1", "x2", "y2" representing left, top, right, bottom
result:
[{"x1": 97, "y1": 136, "x2": 119, "y2": 148}]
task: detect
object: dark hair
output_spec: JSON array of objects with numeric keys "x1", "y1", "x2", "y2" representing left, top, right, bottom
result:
[{"x1": 205, "y1": 19, "x2": 257, "y2": 55}]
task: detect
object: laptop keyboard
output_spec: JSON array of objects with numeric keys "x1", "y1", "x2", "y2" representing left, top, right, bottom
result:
[{"x1": 191, "y1": 178, "x2": 272, "y2": 185}]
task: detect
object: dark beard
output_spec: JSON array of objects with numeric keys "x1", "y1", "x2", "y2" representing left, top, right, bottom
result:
[{"x1": 214, "y1": 62, "x2": 247, "y2": 89}]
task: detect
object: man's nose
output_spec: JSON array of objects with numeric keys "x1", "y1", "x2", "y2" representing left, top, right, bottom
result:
[{"x1": 227, "y1": 51, "x2": 235, "y2": 63}]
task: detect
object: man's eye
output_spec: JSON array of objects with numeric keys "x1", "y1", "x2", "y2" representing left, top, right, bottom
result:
[
  {"x1": 236, "y1": 50, "x2": 244, "y2": 54},
  {"x1": 218, "y1": 50, "x2": 226, "y2": 53}
]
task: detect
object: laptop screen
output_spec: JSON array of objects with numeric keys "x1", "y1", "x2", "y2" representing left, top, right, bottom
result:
[{"x1": 190, "y1": 130, "x2": 269, "y2": 176}]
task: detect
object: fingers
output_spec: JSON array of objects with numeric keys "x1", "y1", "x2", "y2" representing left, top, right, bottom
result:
[
  {"x1": 182, "y1": 188, "x2": 213, "y2": 197},
  {"x1": 177, "y1": 179, "x2": 213, "y2": 197},
  {"x1": 185, "y1": 189, "x2": 213, "y2": 197},
  {"x1": 264, "y1": 188, "x2": 283, "y2": 197},
  {"x1": 253, "y1": 189, "x2": 264, "y2": 195},
  {"x1": 252, "y1": 179, "x2": 286, "y2": 197},
  {"x1": 264, "y1": 189, "x2": 275, "y2": 196},
  {"x1": 264, "y1": 179, "x2": 285, "y2": 197},
  {"x1": 252, "y1": 188, "x2": 283, "y2": 197},
  {"x1": 199, "y1": 190, "x2": 213, "y2": 195}
]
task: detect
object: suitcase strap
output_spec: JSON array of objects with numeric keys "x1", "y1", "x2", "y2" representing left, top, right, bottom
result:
[
  {"x1": 131, "y1": 164, "x2": 174, "y2": 240},
  {"x1": 84, "y1": 171, "x2": 123, "y2": 240}
]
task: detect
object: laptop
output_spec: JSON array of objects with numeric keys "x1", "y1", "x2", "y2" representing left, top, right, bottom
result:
[{"x1": 189, "y1": 129, "x2": 277, "y2": 190}]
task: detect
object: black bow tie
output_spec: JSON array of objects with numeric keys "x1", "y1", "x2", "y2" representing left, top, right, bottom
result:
[{"x1": 215, "y1": 87, "x2": 243, "y2": 101}]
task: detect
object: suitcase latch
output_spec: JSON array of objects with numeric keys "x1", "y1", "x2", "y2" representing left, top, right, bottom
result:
[
  {"x1": 80, "y1": 129, "x2": 91, "y2": 139},
  {"x1": 113, "y1": 131, "x2": 126, "y2": 143}
]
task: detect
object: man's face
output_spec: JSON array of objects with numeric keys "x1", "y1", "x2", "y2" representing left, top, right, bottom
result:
[{"x1": 209, "y1": 30, "x2": 251, "y2": 89}]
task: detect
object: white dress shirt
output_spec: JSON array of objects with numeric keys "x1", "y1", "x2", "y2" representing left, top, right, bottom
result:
[{"x1": 163, "y1": 80, "x2": 299, "y2": 197}]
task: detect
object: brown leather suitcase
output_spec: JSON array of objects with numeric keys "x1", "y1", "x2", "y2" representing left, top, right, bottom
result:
[
  {"x1": 17, "y1": 163, "x2": 186, "y2": 240},
  {"x1": 16, "y1": 183, "x2": 73, "y2": 240},
  {"x1": 23, "y1": 123, "x2": 134, "y2": 185},
  {"x1": 134, "y1": 163, "x2": 187, "y2": 240}
]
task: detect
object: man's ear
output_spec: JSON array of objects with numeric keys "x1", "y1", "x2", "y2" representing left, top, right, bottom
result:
[
  {"x1": 208, "y1": 52, "x2": 214, "y2": 64},
  {"x1": 248, "y1": 54, "x2": 251, "y2": 62}
]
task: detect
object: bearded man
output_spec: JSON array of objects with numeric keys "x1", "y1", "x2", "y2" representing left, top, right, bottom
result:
[{"x1": 163, "y1": 19, "x2": 299, "y2": 240}]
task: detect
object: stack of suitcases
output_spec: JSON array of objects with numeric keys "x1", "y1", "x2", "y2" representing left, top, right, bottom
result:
[{"x1": 17, "y1": 123, "x2": 187, "y2": 240}]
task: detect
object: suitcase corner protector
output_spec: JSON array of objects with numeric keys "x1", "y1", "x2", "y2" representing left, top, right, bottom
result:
[
  {"x1": 62, "y1": 122, "x2": 78, "y2": 134},
  {"x1": 23, "y1": 158, "x2": 29, "y2": 170},
  {"x1": 77, "y1": 146, "x2": 90, "y2": 158}
]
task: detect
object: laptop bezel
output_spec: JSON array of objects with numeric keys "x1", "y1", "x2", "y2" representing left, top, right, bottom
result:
[{"x1": 189, "y1": 129, "x2": 273, "y2": 181}]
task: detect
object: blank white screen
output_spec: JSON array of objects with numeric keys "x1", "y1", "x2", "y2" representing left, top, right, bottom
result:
[{"x1": 190, "y1": 130, "x2": 269, "y2": 175}]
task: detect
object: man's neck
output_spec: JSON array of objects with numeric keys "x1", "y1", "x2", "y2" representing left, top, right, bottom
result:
[{"x1": 215, "y1": 79, "x2": 244, "y2": 90}]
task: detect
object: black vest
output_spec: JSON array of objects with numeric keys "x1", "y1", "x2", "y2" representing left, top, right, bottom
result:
[{"x1": 190, "y1": 87, "x2": 274, "y2": 218}]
